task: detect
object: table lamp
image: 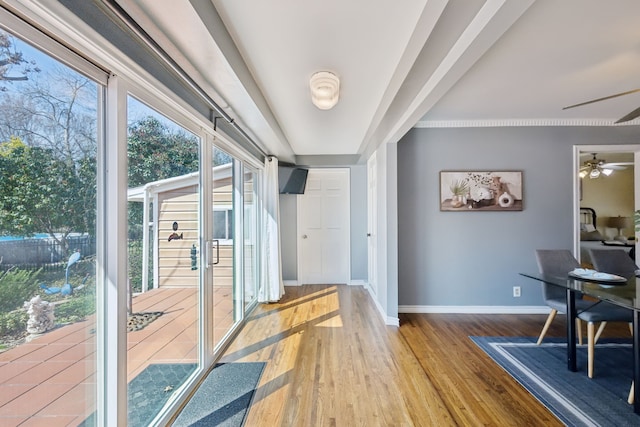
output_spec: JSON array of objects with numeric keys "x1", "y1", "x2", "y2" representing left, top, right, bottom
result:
[{"x1": 607, "y1": 215, "x2": 632, "y2": 242}]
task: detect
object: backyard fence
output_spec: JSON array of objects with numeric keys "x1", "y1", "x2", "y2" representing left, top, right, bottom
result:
[{"x1": 0, "y1": 236, "x2": 96, "y2": 271}]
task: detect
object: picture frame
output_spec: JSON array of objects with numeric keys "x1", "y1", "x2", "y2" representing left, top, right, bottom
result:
[{"x1": 439, "y1": 170, "x2": 523, "y2": 211}]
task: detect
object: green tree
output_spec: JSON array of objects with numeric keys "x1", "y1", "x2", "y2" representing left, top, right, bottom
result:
[
  {"x1": 127, "y1": 116, "x2": 199, "y2": 187},
  {"x1": 0, "y1": 38, "x2": 97, "y2": 253},
  {"x1": 0, "y1": 137, "x2": 95, "y2": 253},
  {"x1": 127, "y1": 116, "x2": 199, "y2": 237}
]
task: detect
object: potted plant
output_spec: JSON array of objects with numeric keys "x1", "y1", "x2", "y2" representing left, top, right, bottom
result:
[{"x1": 449, "y1": 180, "x2": 469, "y2": 207}]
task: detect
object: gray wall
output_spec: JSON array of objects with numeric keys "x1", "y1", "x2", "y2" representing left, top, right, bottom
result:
[
  {"x1": 397, "y1": 126, "x2": 640, "y2": 307},
  {"x1": 279, "y1": 165, "x2": 368, "y2": 282}
]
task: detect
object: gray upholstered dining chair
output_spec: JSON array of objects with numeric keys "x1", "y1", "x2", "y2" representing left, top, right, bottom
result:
[
  {"x1": 589, "y1": 248, "x2": 637, "y2": 403},
  {"x1": 589, "y1": 248, "x2": 638, "y2": 277},
  {"x1": 588, "y1": 249, "x2": 636, "y2": 342},
  {"x1": 536, "y1": 249, "x2": 633, "y2": 379},
  {"x1": 535, "y1": 250, "x2": 588, "y2": 345}
]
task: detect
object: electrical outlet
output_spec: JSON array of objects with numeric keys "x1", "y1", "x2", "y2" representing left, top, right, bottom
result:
[{"x1": 513, "y1": 286, "x2": 521, "y2": 297}]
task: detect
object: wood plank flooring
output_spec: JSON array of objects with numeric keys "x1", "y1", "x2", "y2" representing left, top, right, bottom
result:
[{"x1": 220, "y1": 284, "x2": 632, "y2": 426}]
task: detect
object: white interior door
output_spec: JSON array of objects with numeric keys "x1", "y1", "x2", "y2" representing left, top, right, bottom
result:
[
  {"x1": 367, "y1": 154, "x2": 378, "y2": 295},
  {"x1": 298, "y1": 168, "x2": 350, "y2": 284}
]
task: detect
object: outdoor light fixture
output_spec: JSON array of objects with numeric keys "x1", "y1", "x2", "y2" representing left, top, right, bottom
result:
[{"x1": 310, "y1": 71, "x2": 340, "y2": 110}]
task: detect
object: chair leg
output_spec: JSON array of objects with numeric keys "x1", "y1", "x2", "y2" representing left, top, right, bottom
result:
[
  {"x1": 537, "y1": 309, "x2": 557, "y2": 345},
  {"x1": 594, "y1": 321, "x2": 607, "y2": 344},
  {"x1": 588, "y1": 321, "x2": 595, "y2": 378},
  {"x1": 628, "y1": 326, "x2": 634, "y2": 404},
  {"x1": 576, "y1": 318, "x2": 583, "y2": 346}
]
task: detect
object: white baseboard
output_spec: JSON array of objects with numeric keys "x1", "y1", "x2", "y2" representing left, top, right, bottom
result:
[
  {"x1": 349, "y1": 279, "x2": 366, "y2": 286},
  {"x1": 386, "y1": 316, "x2": 400, "y2": 327},
  {"x1": 283, "y1": 280, "x2": 299, "y2": 286},
  {"x1": 362, "y1": 282, "x2": 400, "y2": 327},
  {"x1": 398, "y1": 305, "x2": 550, "y2": 314}
]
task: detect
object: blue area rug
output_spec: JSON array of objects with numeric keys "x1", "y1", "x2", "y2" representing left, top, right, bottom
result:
[
  {"x1": 471, "y1": 336, "x2": 639, "y2": 426},
  {"x1": 172, "y1": 362, "x2": 265, "y2": 427}
]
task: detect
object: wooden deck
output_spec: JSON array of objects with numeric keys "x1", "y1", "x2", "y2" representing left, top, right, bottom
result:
[{"x1": 0, "y1": 286, "x2": 232, "y2": 427}]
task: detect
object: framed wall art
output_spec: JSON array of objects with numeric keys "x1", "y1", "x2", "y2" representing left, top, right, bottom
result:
[{"x1": 439, "y1": 171, "x2": 523, "y2": 211}]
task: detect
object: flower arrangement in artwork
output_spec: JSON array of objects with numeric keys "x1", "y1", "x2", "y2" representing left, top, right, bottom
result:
[{"x1": 461, "y1": 172, "x2": 494, "y2": 202}]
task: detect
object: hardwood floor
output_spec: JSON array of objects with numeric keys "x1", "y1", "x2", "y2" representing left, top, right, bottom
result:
[{"x1": 219, "y1": 284, "x2": 631, "y2": 426}]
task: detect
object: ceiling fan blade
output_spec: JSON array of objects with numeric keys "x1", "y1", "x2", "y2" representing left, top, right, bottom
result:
[
  {"x1": 601, "y1": 162, "x2": 633, "y2": 167},
  {"x1": 563, "y1": 88, "x2": 640, "y2": 110},
  {"x1": 615, "y1": 105, "x2": 640, "y2": 123}
]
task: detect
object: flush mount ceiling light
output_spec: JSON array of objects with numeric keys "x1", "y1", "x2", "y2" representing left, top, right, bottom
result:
[{"x1": 310, "y1": 71, "x2": 340, "y2": 110}]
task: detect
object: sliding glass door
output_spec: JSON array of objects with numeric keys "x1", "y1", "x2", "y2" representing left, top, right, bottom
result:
[
  {"x1": 0, "y1": 11, "x2": 265, "y2": 426},
  {"x1": 210, "y1": 146, "x2": 240, "y2": 350},
  {"x1": 0, "y1": 25, "x2": 101, "y2": 426},
  {"x1": 126, "y1": 96, "x2": 200, "y2": 425}
]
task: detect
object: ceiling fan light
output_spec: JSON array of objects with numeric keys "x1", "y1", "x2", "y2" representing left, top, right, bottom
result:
[
  {"x1": 579, "y1": 170, "x2": 588, "y2": 179},
  {"x1": 310, "y1": 71, "x2": 340, "y2": 110},
  {"x1": 589, "y1": 168, "x2": 601, "y2": 179},
  {"x1": 602, "y1": 168, "x2": 614, "y2": 176}
]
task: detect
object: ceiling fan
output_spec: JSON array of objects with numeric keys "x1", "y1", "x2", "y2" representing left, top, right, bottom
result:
[
  {"x1": 579, "y1": 153, "x2": 632, "y2": 179},
  {"x1": 563, "y1": 88, "x2": 640, "y2": 123}
]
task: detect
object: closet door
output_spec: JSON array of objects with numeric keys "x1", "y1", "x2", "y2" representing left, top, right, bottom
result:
[{"x1": 298, "y1": 168, "x2": 351, "y2": 284}]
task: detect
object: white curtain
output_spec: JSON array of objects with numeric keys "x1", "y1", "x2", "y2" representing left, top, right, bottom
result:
[{"x1": 259, "y1": 156, "x2": 285, "y2": 302}]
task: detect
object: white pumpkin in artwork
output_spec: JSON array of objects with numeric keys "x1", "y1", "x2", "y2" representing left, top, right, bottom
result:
[{"x1": 471, "y1": 186, "x2": 492, "y2": 202}]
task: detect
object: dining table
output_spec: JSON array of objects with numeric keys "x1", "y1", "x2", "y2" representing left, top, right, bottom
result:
[{"x1": 520, "y1": 270, "x2": 640, "y2": 414}]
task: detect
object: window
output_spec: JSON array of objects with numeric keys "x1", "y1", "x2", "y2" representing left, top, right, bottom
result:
[{"x1": 213, "y1": 207, "x2": 233, "y2": 240}]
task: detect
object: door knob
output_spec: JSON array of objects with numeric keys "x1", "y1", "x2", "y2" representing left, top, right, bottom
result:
[{"x1": 302, "y1": 235, "x2": 308, "y2": 239}]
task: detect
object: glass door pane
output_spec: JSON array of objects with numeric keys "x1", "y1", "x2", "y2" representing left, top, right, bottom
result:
[
  {"x1": 126, "y1": 97, "x2": 200, "y2": 425},
  {"x1": 211, "y1": 147, "x2": 237, "y2": 349},
  {"x1": 244, "y1": 168, "x2": 259, "y2": 310},
  {"x1": 0, "y1": 29, "x2": 99, "y2": 425}
]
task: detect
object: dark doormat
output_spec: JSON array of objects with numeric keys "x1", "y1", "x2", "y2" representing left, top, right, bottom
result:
[
  {"x1": 79, "y1": 362, "x2": 197, "y2": 427},
  {"x1": 172, "y1": 362, "x2": 265, "y2": 427}
]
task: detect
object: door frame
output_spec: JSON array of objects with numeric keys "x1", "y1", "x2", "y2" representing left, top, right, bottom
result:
[
  {"x1": 573, "y1": 144, "x2": 640, "y2": 265},
  {"x1": 367, "y1": 153, "x2": 378, "y2": 295}
]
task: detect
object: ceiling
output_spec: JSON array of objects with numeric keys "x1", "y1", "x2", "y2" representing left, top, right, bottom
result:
[{"x1": 115, "y1": 0, "x2": 640, "y2": 164}]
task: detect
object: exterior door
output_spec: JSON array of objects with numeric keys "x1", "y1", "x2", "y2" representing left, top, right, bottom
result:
[
  {"x1": 297, "y1": 168, "x2": 350, "y2": 284},
  {"x1": 209, "y1": 146, "x2": 241, "y2": 351},
  {"x1": 126, "y1": 96, "x2": 201, "y2": 424}
]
